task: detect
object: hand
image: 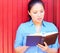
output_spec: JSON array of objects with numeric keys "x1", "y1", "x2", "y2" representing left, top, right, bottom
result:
[{"x1": 37, "y1": 42, "x2": 49, "y2": 52}]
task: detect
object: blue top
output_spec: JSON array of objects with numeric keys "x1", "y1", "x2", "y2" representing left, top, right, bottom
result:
[{"x1": 14, "y1": 20, "x2": 59, "y2": 53}]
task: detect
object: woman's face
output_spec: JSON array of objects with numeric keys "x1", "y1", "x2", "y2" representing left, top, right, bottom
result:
[{"x1": 28, "y1": 3, "x2": 45, "y2": 24}]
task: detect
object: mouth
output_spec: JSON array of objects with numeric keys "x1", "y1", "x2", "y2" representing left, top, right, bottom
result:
[{"x1": 37, "y1": 18, "x2": 42, "y2": 20}]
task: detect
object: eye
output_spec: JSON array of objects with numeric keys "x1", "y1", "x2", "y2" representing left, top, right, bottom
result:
[
  {"x1": 33, "y1": 12, "x2": 37, "y2": 14},
  {"x1": 40, "y1": 11, "x2": 44, "y2": 13}
]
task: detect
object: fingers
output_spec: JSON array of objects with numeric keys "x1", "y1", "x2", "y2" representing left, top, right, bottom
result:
[
  {"x1": 37, "y1": 42, "x2": 48, "y2": 52},
  {"x1": 37, "y1": 43, "x2": 45, "y2": 51},
  {"x1": 38, "y1": 43, "x2": 44, "y2": 48},
  {"x1": 44, "y1": 42, "x2": 47, "y2": 46},
  {"x1": 38, "y1": 42, "x2": 47, "y2": 47}
]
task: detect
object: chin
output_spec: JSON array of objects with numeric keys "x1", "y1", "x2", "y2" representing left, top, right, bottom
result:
[{"x1": 37, "y1": 20, "x2": 43, "y2": 23}]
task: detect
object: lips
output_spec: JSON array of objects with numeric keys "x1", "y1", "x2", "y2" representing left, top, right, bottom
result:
[{"x1": 37, "y1": 18, "x2": 42, "y2": 20}]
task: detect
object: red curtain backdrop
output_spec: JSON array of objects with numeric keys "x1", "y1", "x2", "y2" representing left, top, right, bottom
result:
[{"x1": 0, "y1": 0, "x2": 60, "y2": 53}]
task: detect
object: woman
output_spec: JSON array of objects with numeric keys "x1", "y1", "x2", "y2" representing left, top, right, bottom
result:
[{"x1": 14, "y1": 0, "x2": 59, "y2": 53}]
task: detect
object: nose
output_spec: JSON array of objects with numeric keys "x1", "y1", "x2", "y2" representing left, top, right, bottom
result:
[{"x1": 38, "y1": 13, "x2": 41, "y2": 17}]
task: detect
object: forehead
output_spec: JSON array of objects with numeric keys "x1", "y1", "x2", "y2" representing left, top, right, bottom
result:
[{"x1": 30, "y1": 3, "x2": 44, "y2": 11}]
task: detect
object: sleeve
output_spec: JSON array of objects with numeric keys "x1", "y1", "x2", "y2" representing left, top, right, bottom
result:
[
  {"x1": 50, "y1": 23, "x2": 59, "y2": 49},
  {"x1": 50, "y1": 23, "x2": 58, "y2": 32},
  {"x1": 14, "y1": 24, "x2": 24, "y2": 48},
  {"x1": 51, "y1": 37, "x2": 59, "y2": 49}
]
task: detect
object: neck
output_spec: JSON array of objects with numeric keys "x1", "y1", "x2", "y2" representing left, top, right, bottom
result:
[
  {"x1": 32, "y1": 21, "x2": 42, "y2": 33},
  {"x1": 33, "y1": 21, "x2": 42, "y2": 26}
]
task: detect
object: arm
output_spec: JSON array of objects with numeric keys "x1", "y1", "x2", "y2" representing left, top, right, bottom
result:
[
  {"x1": 14, "y1": 46, "x2": 29, "y2": 53},
  {"x1": 38, "y1": 42, "x2": 58, "y2": 53},
  {"x1": 46, "y1": 48, "x2": 57, "y2": 53},
  {"x1": 14, "y1": 24, "x2": 29, "y2": 53}
]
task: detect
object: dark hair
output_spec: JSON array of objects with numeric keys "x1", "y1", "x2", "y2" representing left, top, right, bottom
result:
[{"x1": 28, "y1": 0, "x2": 45, "y2": 20}]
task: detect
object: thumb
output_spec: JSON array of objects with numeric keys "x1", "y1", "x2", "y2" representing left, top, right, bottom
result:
[{"x1": 44, "y1": 42, "x2": 48, "y2": 46}]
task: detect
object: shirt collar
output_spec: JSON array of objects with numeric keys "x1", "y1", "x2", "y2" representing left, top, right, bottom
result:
[{"x1": 29, "y1": 20, "x2": 46, "y2": 27}]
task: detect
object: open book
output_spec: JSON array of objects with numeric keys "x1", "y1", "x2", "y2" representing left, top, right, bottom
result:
[{"x1": 26, "y1": 32, "x2": 59, "y2": 46}]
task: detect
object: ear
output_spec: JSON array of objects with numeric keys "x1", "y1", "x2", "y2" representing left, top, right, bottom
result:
[{"x1": 28, "y1": 11, "x2": 31, "y2": 16}]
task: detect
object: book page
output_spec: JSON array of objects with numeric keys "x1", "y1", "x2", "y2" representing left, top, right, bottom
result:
[
  {"x1": 43, "y1": 32, "x2": 58, "y2": 37},
  {"x1": 29, "y1": 32, "x2": 58, "y2": 37}
]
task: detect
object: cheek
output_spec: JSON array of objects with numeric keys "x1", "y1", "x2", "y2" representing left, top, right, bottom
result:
[
  {"x1": 31, "y1": 15, "x2": 37, "y2": 20},
  {"x1": 43, "y1": 12, "x2": 45, "y2": 16},
  {"x1": 42, "y1": 14, "x2": 44, "y2": 17},
  {"x1": 31, "y1": 14, "x2": 37, "y2": 18},
  {"x1": 41, "y1": 13, "x2": 45, "y2": 17},
  {"x1": 32, "y1": 15, "x2": 38, "y2": 19}
]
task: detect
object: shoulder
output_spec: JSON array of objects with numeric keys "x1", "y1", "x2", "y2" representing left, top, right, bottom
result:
[
  {"x1": 18, "y1": 21, "x2": 30, "y2": 29},
  {"x1": 44, "y1": 21, "x2": 56, "y2": 27},
  {"x1": 18, "y1": 20, "x2": 33, "y2": 28},
  {"x1": 43, "y1": 21, "x2": 58, "y2": 32},
  {"x1": 20, "y1": 21, "x2": 30, "y2": 27}
]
